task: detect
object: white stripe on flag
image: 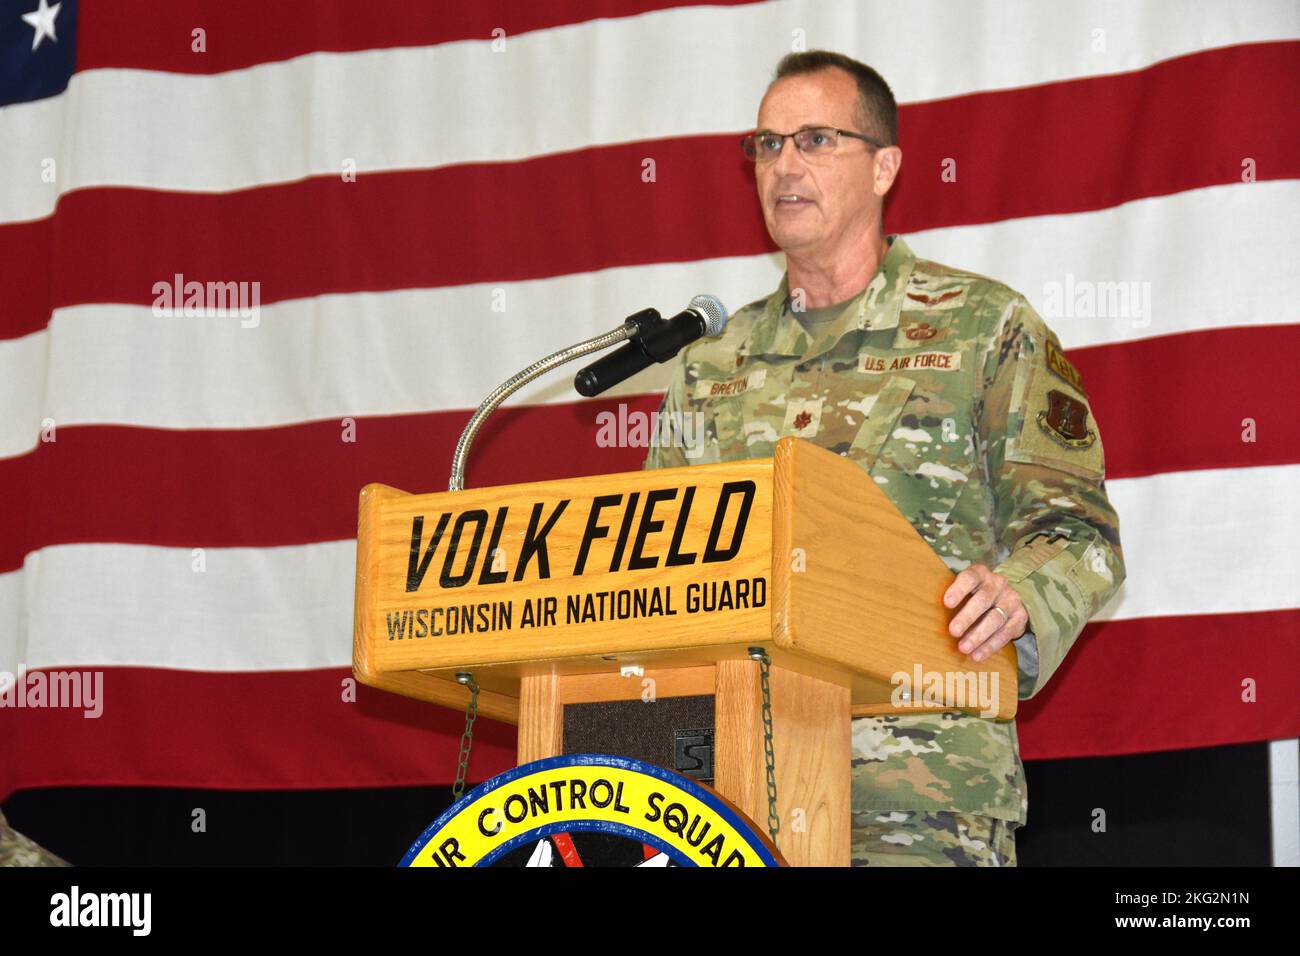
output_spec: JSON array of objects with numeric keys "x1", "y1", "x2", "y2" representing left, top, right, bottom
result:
[
  {"x1": 1098, "y1": 464, "x2": 1300, "y2": 621},
  {"x1": 1, "y1": 180, "x2": 1294, "y2": 460}
]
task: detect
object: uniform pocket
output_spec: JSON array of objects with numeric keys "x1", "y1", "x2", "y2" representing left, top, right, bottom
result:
[
  {"x1": 1063, "y1": 535, "x2": 1113, "y2": 620},
  {"x1": 854, "y1": 376, "x2": 975, "y2": 523},
  {"x1": 848, "y1": 376, "x2": 916, "y2": 467},
  {"x1": 997, "y1": 532, "x2": 1071, "y2": 584},
  {"x1": 684, "y1": 395, "x2": 746, "y2": 463}
]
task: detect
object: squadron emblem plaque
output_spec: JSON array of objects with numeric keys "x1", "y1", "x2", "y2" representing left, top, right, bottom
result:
[{"x1": 400, "y1": 753, "x2": 784, "y2": 867}]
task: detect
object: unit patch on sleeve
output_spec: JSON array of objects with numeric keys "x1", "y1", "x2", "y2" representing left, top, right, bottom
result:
[
  {"x1": 1037, "y1": 389, "x2": 1097, "y2": 448},
  {"x1": 1005, "y1": 331, "x2": 1106, "y2": 481}
]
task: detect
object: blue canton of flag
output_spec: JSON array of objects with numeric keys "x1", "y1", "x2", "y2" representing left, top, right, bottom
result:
[{"x1": 1, "y1": 0, "x2": 77, "y2": 107}]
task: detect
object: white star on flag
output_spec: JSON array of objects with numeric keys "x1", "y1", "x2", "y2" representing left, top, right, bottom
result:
[{"x1": 21, "y1": 0, "x2": 62, "y2": 52}]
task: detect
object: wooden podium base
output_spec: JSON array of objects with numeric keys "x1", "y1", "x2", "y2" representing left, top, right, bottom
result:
[{"x1": 518, "y1": 660, "x2": 850, "y2": 867}]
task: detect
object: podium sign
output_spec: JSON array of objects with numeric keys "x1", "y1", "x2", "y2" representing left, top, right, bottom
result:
[
  {"x1": 354, "y1": 438, "x2": 1016, "y2": 723},
  {"x1": 357, "y1": 460, "x2": 772, "y2": 676}
]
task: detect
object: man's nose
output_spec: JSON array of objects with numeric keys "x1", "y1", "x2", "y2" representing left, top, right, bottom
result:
[{"x1": 771, "y1": 136, "x2": 806, "y2": 178}]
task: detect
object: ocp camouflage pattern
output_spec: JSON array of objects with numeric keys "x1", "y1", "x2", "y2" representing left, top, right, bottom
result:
[
  {"x1": 644, "y1": 235, "x2": 1126, "y2": 824},
  {"x1": 0, "y1": 810, "x2": 68, "y2": 867},
  {"x1": 850, "y1": 808, "x2": 1019, "y2": 866}
]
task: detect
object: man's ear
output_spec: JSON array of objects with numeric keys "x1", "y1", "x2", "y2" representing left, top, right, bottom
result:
[{"x1": 873, "y1": 146, "x2": 903, "y2": 198}]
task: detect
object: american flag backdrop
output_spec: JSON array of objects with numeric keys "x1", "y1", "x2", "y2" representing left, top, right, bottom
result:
[{"x1": 1, "y1": 1, "x2": 1297, "y2": 862}]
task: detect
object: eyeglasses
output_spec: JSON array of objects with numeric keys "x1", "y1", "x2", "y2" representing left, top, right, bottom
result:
[{"x1": 740, "y1": 126, "x2": 888, "y2": 163}]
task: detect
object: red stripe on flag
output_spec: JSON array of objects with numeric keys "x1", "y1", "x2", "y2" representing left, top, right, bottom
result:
[
  {"x1": 74, "y1": 0, "x2": 766, "y2": 75},
  {"x1": 1017, "y1": 608, "x2": 1300, "y2": 760},
  {"x1": 0, "y1": 325, "x2": 1297, "y2": 572},
  {"x1": 0, "y1": 666, "x2": 519, "y2": 804},
  {"x1": 891, "y1": 41, "x2": 1300, "y2": 229},
  {"x1": 0, "y1": 137, "x2": 763, "y2": 341},
  {"x1": 1071, "y1": 324, "x2": 1300, "y2": 481},
  {"x1": 4, "y1": 42, "x2": 1295, "y2": 341},
  {"x1": 1, "y1": 609, "x2": 1294, "y2": 799},
  {"x1": 0, "y1": 397, "x2": 637, "y2": 573}
]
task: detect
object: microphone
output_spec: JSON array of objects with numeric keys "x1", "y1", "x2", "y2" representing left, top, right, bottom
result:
[{"x1": 574, "y1": 295, "x2": 728, "y2": 398}]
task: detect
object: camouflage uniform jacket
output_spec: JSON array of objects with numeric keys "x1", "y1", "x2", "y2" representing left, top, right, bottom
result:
[{"x1": 643, "y1": 235, "x2": 1126, "y2": 822}]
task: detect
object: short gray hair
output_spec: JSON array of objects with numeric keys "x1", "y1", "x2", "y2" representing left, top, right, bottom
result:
[{"x1": 773, "y1": 50, "x2": 897, "y2": 146}]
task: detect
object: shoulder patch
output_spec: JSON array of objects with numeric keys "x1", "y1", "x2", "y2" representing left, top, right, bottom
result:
[
  {"x1": 1044, "y1": 338, "x2": 1085, "y2": 392},
  {"x1": 1005, "y1": 327, "x2": 1105, "y2": 481}
]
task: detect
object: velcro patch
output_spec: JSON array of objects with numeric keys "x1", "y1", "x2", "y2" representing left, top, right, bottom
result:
[
  {"x1": 1044, "y1": 339, "x2": 1085, "y2": 392},
  {"x1": 997, "y1": 532, "x2": 1072, "y2": 584},
  {"x1": 1037, "y1": 389, "x2": 1096, "y2": 448},
  {"x1": 1007, "y1": 346, "x2": 1105, "y2": 480},
  {"x1": 899, "y1": 320, "x2": 945, "y2": 344},
  {"x1": 693, "y1": 368, "x2": 766, "y2": 399},
  {"x1": 860, "y1": 351, "x2": 962, "y2": 373},
  {"x1": 782, "y1": 397, "x2": 823, "y2": 437},
  {"x1": 902, "y1": 288, "x2": 967, "y2": 311}
]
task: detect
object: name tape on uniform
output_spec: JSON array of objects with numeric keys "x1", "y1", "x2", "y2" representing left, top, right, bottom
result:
[
  {"x1": 859, "y1": 351, "x2": 962, "y2": 374},
  {"x1": 693, "y1": 368, "x2": 767, "y2": 399}
]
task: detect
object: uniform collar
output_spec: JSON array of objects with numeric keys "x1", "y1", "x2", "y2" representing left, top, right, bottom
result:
[{"x1": 745, "y1": 234, "x2": 917, "y2": 361}]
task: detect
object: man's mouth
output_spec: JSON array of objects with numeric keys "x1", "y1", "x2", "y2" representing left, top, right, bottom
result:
[{"x1": 774, "y1": 194, "x2": 814, "y2": 209}]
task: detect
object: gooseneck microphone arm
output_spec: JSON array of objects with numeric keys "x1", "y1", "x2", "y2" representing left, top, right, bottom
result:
[{"x1": 448, "y1": 309, "x2": 659, "y2": 491}]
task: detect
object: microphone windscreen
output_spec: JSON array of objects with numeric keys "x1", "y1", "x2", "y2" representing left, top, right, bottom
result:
[{"x1": 688, "y1": 294, "x2": 728, "y2": 337}]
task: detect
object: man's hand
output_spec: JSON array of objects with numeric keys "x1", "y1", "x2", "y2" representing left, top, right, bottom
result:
[{"x1": 942, "y1": 564, "x2": 1028, "y2": 662}]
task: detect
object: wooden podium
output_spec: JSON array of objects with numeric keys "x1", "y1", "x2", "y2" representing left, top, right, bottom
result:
[{"x1": 353, "y1": 437, "x2": 1015, "y2": 866}]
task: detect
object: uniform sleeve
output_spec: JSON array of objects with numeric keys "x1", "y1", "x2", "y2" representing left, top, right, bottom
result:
[
  {"x1": 977, "y1": 297, "x2": 1127, "y2": 699},
  {"x1": 642, "y1": 356, "x2": 690, "y2": 471}
]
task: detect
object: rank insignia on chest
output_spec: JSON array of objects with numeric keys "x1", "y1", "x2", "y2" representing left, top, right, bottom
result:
[
  {"x1": 1037, "y1": 389, "x2": 1096, "y2": 448},
  {"x1": 782, "y1": 398, "x2": 823, "y2": 438}
]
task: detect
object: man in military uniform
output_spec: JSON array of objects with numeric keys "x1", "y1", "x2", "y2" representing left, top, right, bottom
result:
[{"x1": 644, "y1": 51, "x2": 1126, "y2": 865}]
